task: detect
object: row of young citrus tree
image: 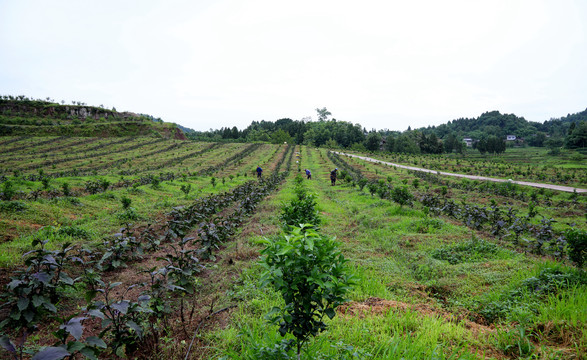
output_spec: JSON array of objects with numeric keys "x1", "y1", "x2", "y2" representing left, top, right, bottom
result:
[
  {"x1": 0, "y1": 146, "x2": 263, "y2": 203},
  {"x1": 0, "y1": 146, "x2": 294, "y2": 359},
  {"x1": 0, "y1": 138, "x2": 267, "y2": 182},
  {"x1": 327, "y1": 151, "x2": 586, "y2": 268},
  {"x1": 378, "y1": 151, "x2": 586, "y2": 186},
  {"x1": 317, "y1": 146, "x2": 586, "y2": 359},
  {"x1": 221, "y1": 173, "x2": 359, "y2": 360}
]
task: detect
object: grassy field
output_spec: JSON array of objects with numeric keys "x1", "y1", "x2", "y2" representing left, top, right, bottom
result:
[
  {"x1": 0, "y1": 138, "x2": 585, "y2": 359},
  {"x1": 365, "y1": 147, "x2": 586, "y2": 187}
]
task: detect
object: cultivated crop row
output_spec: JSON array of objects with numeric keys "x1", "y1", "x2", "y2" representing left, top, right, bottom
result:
[
  {"x1": 327, "y1": 151, "x2": 586, "y2": 266},
  {"x1": 377, "y1": 151, "x2": 586, "y2": 187},
  {"x1": 0, "y1": 145, "x2": 294, "y2": 359}
]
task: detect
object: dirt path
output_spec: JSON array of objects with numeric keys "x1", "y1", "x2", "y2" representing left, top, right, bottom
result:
[{"x1": 334, "y1": 151, "x2": 587, "y2": 194}]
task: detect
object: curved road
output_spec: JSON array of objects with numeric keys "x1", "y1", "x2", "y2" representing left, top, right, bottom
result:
[{"x1": 333, "y1": 151, "x2": 587, "y2": 194}]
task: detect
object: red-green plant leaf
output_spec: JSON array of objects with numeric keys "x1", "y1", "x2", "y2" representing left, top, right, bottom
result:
[
  {"x1": 31, "y1": 346, "x2": 70, "y2": 360},
  {"x1": 0, "y1": 336, "x2": 16, "y2": 353}
]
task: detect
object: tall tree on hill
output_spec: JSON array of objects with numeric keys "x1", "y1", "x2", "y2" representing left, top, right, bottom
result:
[
  {"x1": 389, "y1": 133, "x2": 420, "y2": 154},
  {"x1": 365, "y1": 131, "x2": 382, "y2": 151},
  {"x1": 476, "y1": 138, "x2": 487, "y2": 154},
  {"x1": 477, "y1": 135, "x2": 506, "y2": 155},
  {"x1": 231, "y1": 126, "x2": 239, "y2": 139},
  {"x1": 565, "y1": 121, "x2": 587, "y2": 148},
  {"x1": 545, "y1": 137, "x2": 564, "y2": 154},
  {"x1": 416, "y1": 132, "x2": 443, "y2": 154},
  {"x1": 443, "y1": 133, "x2": 464, "y2": 154},
  {"x1": 527, "y1": 132, "x2": 547, "y2": 147},
  {"x1": 271, "y1": 129, "x2": 293, "y2": 144},
  {"x1": 316, "y1": 107, "x2": 331, "y2": 121}
]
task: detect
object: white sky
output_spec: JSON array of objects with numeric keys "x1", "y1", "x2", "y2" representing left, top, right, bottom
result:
[{"x1": 1, "y1": 0, "x2": 586, "y2": 132}]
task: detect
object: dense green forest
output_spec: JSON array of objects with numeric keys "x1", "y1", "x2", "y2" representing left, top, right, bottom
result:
[{"x1": 419, "y1": 109, "x2": 587, "y2": 149}]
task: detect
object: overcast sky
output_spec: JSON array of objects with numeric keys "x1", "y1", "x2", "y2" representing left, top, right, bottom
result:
[{"x1": 1, "y1": 0, "x2": 586, "y2": 132}]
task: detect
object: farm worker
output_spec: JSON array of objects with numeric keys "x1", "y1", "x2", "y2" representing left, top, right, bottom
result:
[
  {"x1": 256, "y1": 166, "x2": 263, "y2": 178},
  {"x1": 305, "y1": 169, "x2": 312, "y2": 180},
  {"x1": 330, "y1": 168, "x2": 338, "y2": 186}
]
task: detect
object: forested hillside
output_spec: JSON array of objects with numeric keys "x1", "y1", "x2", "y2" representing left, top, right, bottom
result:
[{"x1": 420, "y1": 109, "x2": 587, "y2": 148}]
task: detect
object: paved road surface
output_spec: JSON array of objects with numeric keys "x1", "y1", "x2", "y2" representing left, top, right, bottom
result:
[{"x1": 333, "y1": 152, "x2": 587, "y2": 194}]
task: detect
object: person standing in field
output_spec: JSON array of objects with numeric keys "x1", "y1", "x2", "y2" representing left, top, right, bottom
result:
[
  {"x1": 330, "y1": 168, "x2": 338, "y2": 186},
  {"x1": 305, "y1": 169, "x2": 312, "y2": 180},
  {"x1": 256, "y1": 166, "x2": 263, "y2": 179}
]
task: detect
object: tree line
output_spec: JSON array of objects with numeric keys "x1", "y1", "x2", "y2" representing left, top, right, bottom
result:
[
  {"x1": 418, "y1": 109, "x2": 587, "y2": 150},
  {"x1": 190, "y1": 107, "x2": 586, "y2": 155}
]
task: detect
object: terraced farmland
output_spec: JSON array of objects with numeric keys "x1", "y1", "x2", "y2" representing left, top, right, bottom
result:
[{"x1": 0, "y1": 137, "x2": 585, "y2": 360}]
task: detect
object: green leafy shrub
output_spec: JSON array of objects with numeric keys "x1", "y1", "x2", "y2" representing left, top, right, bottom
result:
[
  {"x1": 565, "y1": 228, "x2": 586, "y2": 268},
  {"x1": 391, "y1": 186, "x2": 414, "y2": 208},
  {"x1": 1, "y1": 180, "x2": 15, "y2": 200},
  {"x1": 117, "y1": 196, "x2": 139, "y2": 222},
  {"x1": 279, "y1": 192, "x2": 321, "y2": 230},
  {"x1": 63, "y1": 196, "x2": 82, "y2": 206},
  {"x1": 0, "y1": 240, "x2": 75, "y2": 332},
  {"x1": 180, "y1": 183, "x2": 191, "y2": 198},
  {"x1": 86, "y1": 282, "x2": 151, "y2": 357},
  {"x1": 58, "y1": 225, "x2": 93, "y2": 239},
  {"x1": 432, "y1": 237, "x2": 500, "y2": 265},
  {"x1": 515, "y1": 267, "x2": 586, "y2": 296},
  {"x1": 61, "y1": 181, "x2": 71, "y2": 196},
  {"x1": 476, "y1": 267, "x2": 586, "y2": 323},
  {"x1": 409, "y1": 259, "x2": 442, "y2": 282},
  {"x1": 99, "y1": 229, "x2": 143, "y2": 270},
  {"x1": 367, "y1": 182, "x2": 378, "y2": 197},
  {"x1": 279, "y1": 175, "x2": 321, "y2": 230},
  {"x1": 408, "y1": 218, "x2": 443, "y2": 233},
  {"x1": 128, "y1": 183, "x2": 144, "y2": 194},
  {"x1": 150, "y1": 177, "x2": 160, "y2": 190},
  {"x1": 85, "y1": 179, "x2": 104, "y2": 194},
  {"x1": 120, "y1": 196, "x2": 132, "y2": 210},
  {"x1": 0, "y1": 200, "x2": 28, "y2": 212},
  {"x1": 99, "y1": 178, "x2": 110, "y2": 192},
  {"x1": 117, "y1": 208, "x2": 140, "y2": 222},
  {"x1": 259, "y1": 225, "x2": 355, "y2": 358},
  {"x1": 41, "y1": 177, "x2": 51, "y2": 190},
  {"x1": 357, "y1": 178, "x2": 368, "y2": 191}
]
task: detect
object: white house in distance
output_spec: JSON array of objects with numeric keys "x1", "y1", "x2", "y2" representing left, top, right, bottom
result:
[
  {"x1": 506, "y1": 135, "x2": 517, "y2": 141},
  {"x1": 463, "y1": 138, "x2": 473, "y2": 147}
]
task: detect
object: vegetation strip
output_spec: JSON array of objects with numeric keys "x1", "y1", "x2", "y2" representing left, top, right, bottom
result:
[
  {"x1": 0, "y1": 144, "x2": 294, "y2": 359},
  {"x1": 328, "y1": 150, "x2": 585, "y2": 264},
  {"x1": 16, "y1": 138, "x2": 167, "y2": 172},
  {"x1": 334, "y1": 151, "x2": 587, "y2": 193}
]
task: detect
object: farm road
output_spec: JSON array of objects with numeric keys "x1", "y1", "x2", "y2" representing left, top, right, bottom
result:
[{"x1": 333, "y1": 151, "x2": 587, "y2": 194}]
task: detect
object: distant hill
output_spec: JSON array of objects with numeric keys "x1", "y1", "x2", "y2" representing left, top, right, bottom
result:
[
  {"x1": 175, "y1": 123, "x2": 196, "y2": 135},
  {"x1": 419, "y1": 108, "x2": 587, "y2": 140},
  {"x1": 0, "y1": 96, "x2": 186, "y2": 139}
]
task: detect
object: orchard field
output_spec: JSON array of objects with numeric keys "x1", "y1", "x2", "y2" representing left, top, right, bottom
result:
[{"x1": 0, "y1": 137, "x2": 585, "y2": 359}]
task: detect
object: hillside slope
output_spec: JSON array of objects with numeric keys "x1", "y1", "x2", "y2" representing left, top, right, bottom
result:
[{"x1": 0, "y1": 97, "x2": 186, "y2": 139}]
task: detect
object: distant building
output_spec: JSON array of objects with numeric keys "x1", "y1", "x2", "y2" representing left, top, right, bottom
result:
[
  {"x1": 506, "y1": 135, "x2": 517, "y2": 141},
  {"x1": 463, "y1": 138, "x2": 473, "y2": 147}
]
